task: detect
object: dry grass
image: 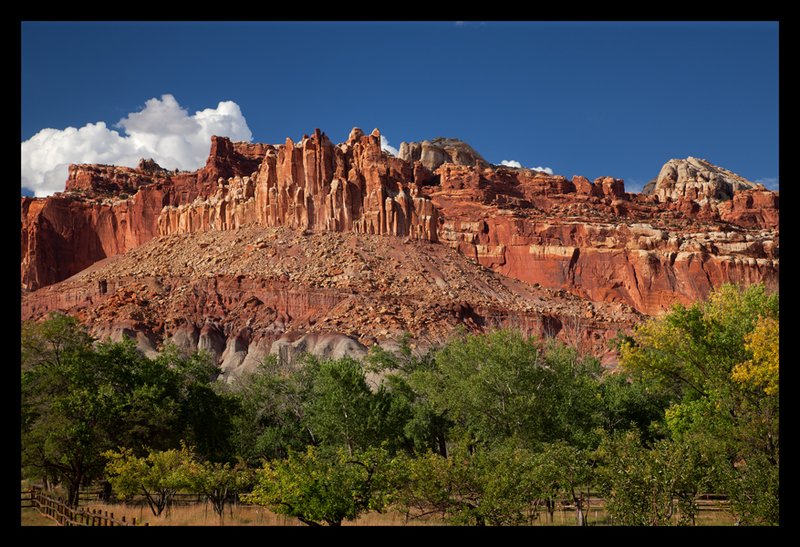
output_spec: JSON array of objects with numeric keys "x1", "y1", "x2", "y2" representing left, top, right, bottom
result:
[
  {"x1": 21, "y1": 482, "x2": 735, "y2": 527},
  {"x1": 81, "y1": 501, "x2": 444, "y2": 526},
  {"x1": 79, "y1": 500, "x2": 734, "y2": 526},
  {"x1": 20, "y1": 507, "x2": 56, "y2": 526}
]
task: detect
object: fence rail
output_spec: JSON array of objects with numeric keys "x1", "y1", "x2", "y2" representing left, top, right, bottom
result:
[{"x1": 22, "y1": 487, "x2": 146, "y2": 526}]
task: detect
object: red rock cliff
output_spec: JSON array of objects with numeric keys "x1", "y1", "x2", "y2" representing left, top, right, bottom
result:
[
  {"x1": 157, "y1": 128, "x2": 438, "y2": 241},
  {"x1": 423, "y1": 163, "x2": 778, "y2": 315},
  {"x1": 21, "y1": 130, "x2": 778, "y2": 318},
  {"x1": 21, "y1": 137, "x2": 258, "y2": 290}
]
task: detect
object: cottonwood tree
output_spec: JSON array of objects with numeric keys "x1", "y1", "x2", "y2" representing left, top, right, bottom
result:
[
  {"x1": 396, "y1": 443, "x2": 540, "y2": 526},
  {"x1": 619, "y1": 283, "x2": 779, "y2": 525},
  {"x1": 224, "y1": 356, "x2": 313, "y2": 464},
  {"x1": 21, "y1": 314, "x2": 236, "y2": 505},
  {"x1": 184, "y1": 459, "x2": 253, "y2": 523},
  {"x1": 409, "y1": 330, "x2": 604, "y2": 451},
  {"x1": 531, "y1": 441, "x2": 594, "y2": 526},
  {"x1": 103, "y1": 445, "x2": 194, "y2": 517},
  {"x1": 596, "y1": 431, "x2": 711, "y2": 526},
  {"x1": 243, "y1": 446, "x2": 401, "y2": 526}
]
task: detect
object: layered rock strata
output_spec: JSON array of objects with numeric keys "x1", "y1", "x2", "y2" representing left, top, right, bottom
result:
[
  {"x1": 644, "y1": 156, "x2": 760, "y2": 201},
  {"x1": 398, "y1": 137, "x2": 488, "y2": 171},
  {"x1": 423, "y1": 163, "x2": 778, "y2": 315},
  {"x1": 158, "y1": 128, "x2": 438, "y2": 242},
  {"x1": 21, "y1": 128, "x2": 779, "y2": 363}
]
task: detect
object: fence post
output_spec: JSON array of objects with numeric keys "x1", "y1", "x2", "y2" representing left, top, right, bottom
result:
[
  {"x1": 110, "y1": 512, "x2": 115, "y2": 526},
  {"x1": 132, "y1": 517, "x2": 137, "y2": 526}
]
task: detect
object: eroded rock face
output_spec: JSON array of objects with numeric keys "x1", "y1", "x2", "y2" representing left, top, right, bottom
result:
[
  {"x1": 718, "y1": 188, "x2": 780, "y2": 229},
  {"x1": 157, "y1": 128, "x2": 438, "y2": 242},
  {"x1": 21, "y1": 129, "x2": 778, "y2": 327},
  {"x1": 425, "y1": 161, "x2": 777, "y2": 316},
  {"x1": 198, "y1": 136, "x2": 271, "y2": 184},
  {"x1": 648, "y1": 157, "x2": 759, "y2": 202},
  {"x1": 65, "y1": 163, "x2": 169, "y2": 195},
  {"x1": 398, "y1": 137, "x2": 488, "y2": 171},
  {"x1": 21, "y1": 227, "x2": 642, "y2": 377}
]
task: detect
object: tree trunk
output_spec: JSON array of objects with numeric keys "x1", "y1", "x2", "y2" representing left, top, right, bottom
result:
[
  {"x1": 437, "y1": 435, "x2": 447, "y2": 458},
  {"x1": 574, "y1": 499, "x2": 586, "y2": 527},
  {"x1": 101, "y1": 480, "x2": 113, "y2": 502},
  {"x1": 66, "y1": 472, "x2": 82, "y2": 507}
]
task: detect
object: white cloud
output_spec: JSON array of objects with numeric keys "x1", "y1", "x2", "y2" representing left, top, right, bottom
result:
[
  {"x1": 500, "y1": 160, "x2": 553, "y2": 175},
  {"x1": 21, "y1": 94, "x2": 252, "y2": 197},
  {"x1": 380, "y1": 135, "x2": 398, "y2": 157}
]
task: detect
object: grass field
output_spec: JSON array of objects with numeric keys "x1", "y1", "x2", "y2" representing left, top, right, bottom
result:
[
  {"x1": 20, "y1": 507, "x2": 56, "y2": 526},
  {"x1": 80, "y1": 501, "x2": 443, "y2": 526},
  {"x1": 68, "y1": 499, "x2": 736, "y2": 526},
  {"x1": 20, "y1": 481, "x2": 736, "y2": 527}
]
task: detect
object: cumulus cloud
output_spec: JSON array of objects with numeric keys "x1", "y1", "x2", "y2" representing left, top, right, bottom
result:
[
  {"x1": 380, "y1": 135, "x2": 399, "y2": 157},
  {"x1": 500, "y1": 159, "x2": 554, "y2": 175},
  {"x1": 21, "y1": 94, "x2": 252, "y2": 197}
]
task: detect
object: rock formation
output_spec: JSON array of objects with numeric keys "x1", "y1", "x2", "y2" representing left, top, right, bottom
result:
[
  {"x1": 156, "y1": 128, "x2": 438, "y2": 242},
  {"x1": 645, "y1": 156, "x2": 759, "y2": 202},
  {"x1": 398, "y1": 137, "x2": 487, "y2": 171},
  {"x1": 21, "y1": 129, "x2": 439, "y2": 291},
  {"x1": 21, "y1": 127, "x2": 779, "y2": 370},
  {"x1": 424, "y1": 163, "x2": 777, "y2": 315},
  {"x1": 22, "y1": 227, "x2": 642, "y2": 378}
]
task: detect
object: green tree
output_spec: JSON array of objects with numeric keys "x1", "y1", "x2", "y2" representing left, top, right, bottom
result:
[
  {"x1": 243, "y1": 445, "x2": 401, "y2": 526},
  {"x1": 596, "y1": 431, "x2": 711, "y2": 526},
  {"x1": 397, "y1": 444, "x2": 540, "y2": 526},
  {"x1": 598, "y1": 372, "x2": 672, "y2": 442},
  {"x1": 531, "y1": 441, "x2": 594, "y2": 526},
  {"x1": 619, "y1": 284, "x2": 778, "y2": 525},
  {"x1": 225, "y1": 356, "x2": 313, "y2": 464},
  {"x1": 21, "y1": 314, "x2": 116, "y2": 505},
  {"x1": 367, "y1": 337, "x2": 453, "y2": 456},
  {"x1": 21, "y1": 315, "x2": 237, "y2": 504},
  {"x1": 184, "y1": 459, "x2": 253, "y2": 523},
  {"x1": 103, "y1": 444, "x2": 194, "y2": 516},
  {"x1": 156, "y1": 345, "x2": 238, "y2": 461},
  {"x1": 303, "y1": 357, "x2": 408, "y2": 455},
  {"x1": 409, "y1": 330, "x2": 603, "y2": 451},
  {"x1": 382, "y1": 372, "x2": 450, "y2": 456}
]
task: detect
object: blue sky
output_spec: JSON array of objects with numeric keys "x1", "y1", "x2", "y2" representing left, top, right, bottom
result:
[{"x1": 21, "y1": 21, "x2": 779, "y2": 195}]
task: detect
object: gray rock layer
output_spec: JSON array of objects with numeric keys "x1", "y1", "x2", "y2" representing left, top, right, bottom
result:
[
  {"x1": 398, "y1": 137, "x2": 487, "y2": 171},
  {"x1": 651, "y1": 157, "x2": 758, "y2": 201}
]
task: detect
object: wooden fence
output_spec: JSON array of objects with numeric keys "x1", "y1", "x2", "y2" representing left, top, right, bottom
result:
[{"x1": 21, "y1": 487, "x2": 146, "y2": 526}]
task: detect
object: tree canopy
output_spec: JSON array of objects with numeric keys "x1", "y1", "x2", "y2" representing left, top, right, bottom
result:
[{"x1": 21, "y1": 284, "x2": 779, "y2": 525}]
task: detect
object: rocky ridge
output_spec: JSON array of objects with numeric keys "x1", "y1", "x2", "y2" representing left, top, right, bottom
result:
[
  {"x1": 398, "y1": 137, "x2": 488, "y2": 172},
  {"x1": 644, "y1": 156, "x2": 760, "y2": 201},
  {"x1": 22, "y1": 226, "x2": 640, "y2": 379},
  {"x1": 424, "y1": 163, "x2": 778, "y2": 314},
  {"x1": 21, "y1": 127, "x2": 779, "y2": 369}
]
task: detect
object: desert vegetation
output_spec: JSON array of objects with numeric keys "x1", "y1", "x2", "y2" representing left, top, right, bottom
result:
[{"x1": 21, "y1": 284, "x2": 778, "y2": 526}]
